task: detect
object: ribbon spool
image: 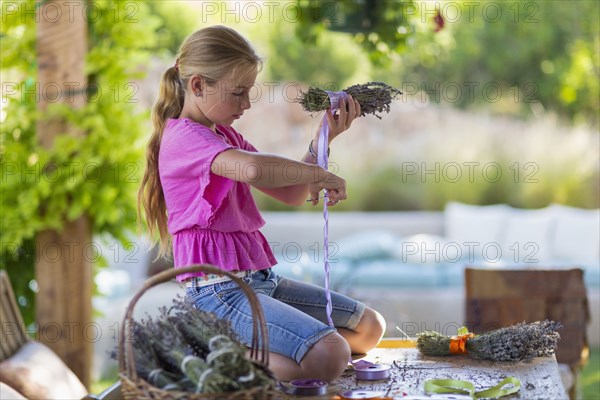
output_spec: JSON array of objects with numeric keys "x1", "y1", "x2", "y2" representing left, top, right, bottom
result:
[
  {"x1": 287, "y1": 378, "x2": 329, "y2": 396},
  {"x1": 354, "y1": 364, "x2": 391, "y2": 380},
  {"x1": 339, "y1": 389, "x2": 387, "y2": 399}
]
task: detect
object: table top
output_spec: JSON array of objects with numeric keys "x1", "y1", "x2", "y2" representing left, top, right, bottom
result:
[{"x1": 279, "y1": 347, "x2": 568, "y2": 399}]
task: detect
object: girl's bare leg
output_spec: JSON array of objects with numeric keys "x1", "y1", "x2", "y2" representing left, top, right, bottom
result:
[
  {"x1": 263, "y1": 331, "x2": 350, "y2": 382},
  {"x1": 337, "y1": 307, "x2": 386, "y2": 354}
]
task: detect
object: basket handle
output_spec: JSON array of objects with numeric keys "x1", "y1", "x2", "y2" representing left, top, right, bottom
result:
[{"x1": 118, "y1": 264, "x2": 270, "y2": 382}]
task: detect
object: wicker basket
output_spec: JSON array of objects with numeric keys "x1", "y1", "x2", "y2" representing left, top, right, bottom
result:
[{"x1": 117, "y1": 264, "x2": 279, "y2": 399}]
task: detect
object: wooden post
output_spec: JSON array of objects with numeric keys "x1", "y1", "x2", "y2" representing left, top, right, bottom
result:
[{"x1": 35, "y1": 0, "x2": 91, "y2": 388}]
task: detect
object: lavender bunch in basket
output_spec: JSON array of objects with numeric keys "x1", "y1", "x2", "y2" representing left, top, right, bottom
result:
[
  {"x1": 296, "y1": 82, "x2": 402, "y2": 119},
  {"x1": 171, "y1": 300, "x2": 275, "y2": 392},
  {"x1": 206, "y1": 334, "x2": 275, "y2": 390},
  {"x1": 120, "y1": 299, "x2": 275, "y2": 395},
  {"x1": 132, "y1": 310, "x2": 205, "y2": 392},
  {"x1": 147, "y1": 306, "x2": 237, "y2": 393},
  {"x1": 110, "y1": 320, "x2": 189, "y2": 391},
  {"x1": 170, "y1": 300, "x2": 242, "y2": 358},
  {"x1": 417, "y1": 320, "x2": 562, "y2": 362}
]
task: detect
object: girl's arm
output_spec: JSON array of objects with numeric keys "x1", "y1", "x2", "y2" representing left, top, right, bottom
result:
[
  {"x1": 250, "y1": 95, "x2": 361, "y2": 205},
  {"x1": 211, "y1": 149, "x2": 345, "y2": 206},
  {"x1": 251, "y1": 144, "x2": 318, "y2": 206}
]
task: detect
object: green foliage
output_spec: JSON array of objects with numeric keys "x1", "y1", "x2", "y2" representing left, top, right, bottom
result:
[
  {"x1": 289, "y1": 0, "x2": 598, "y2": 124},
  {"x1": 144, "y1": 1, "x2": 199, "y2": 55},
  {"x1": 353, "y1": 147, "x2": 599, "y2": 212},
  {"x1": 0, "y1": 0, "x2": 163, "y2": 325},
  {"x1": 1, "y1": 240, "x2": 37, "y2": 326},
  {"x1": 558, "y1": 37, "x2": 600, "y2": 126},
  {"x1": 273, "y1": 0, "x2": 597, "y2": 212},
  {"x1": 261, "y1": 115, "x2": 598, "y2": 212},
  {"x1": 258, "y1": 17, "x2": 369, "y2": 87},
  {"x1": 354, "y1": 166, "x2": 424, "y2": 211},
  {"x1": 295, "y1": 0, "x2": 414, "y2": 65},
  {"x1": 582, "y1": 347, "x2": 600, "y2": 400},
  {"x1": 398, "y1": 0, "x2": 600, "y2": 127}
]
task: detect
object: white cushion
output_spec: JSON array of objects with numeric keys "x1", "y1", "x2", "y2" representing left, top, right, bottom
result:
[
  {"x1": 500, "y1": 206, "x2": 555, "y2": 264},
  {"x1": 393, "y1": 234, "x2": 462, "y2": 265},
  {"x1": 336, "y1": 230, "x2": 398, "y2": 261},
  {"x1": 444, "y1": 202, "x2": 510, "y2": 260},
  {"x1": 0, "y1": 341, "x2": 87, "y2": 400},
  {"x1": 0, "y1": 383, "x2": 26, "y2": 400},
  {"x1": 550, "y1": 204, "x2": 600, "y2": 264}
]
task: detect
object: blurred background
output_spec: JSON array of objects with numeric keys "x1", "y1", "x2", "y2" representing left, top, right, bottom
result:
[{"x1": 1, "y1": 0, "x2": 598, "y2": 396}]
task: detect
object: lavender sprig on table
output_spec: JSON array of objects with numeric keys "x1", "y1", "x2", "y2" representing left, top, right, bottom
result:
[
  {"x1": 416, "y1": 320, "x2": 562, "y2": 362},
  {"x1": 297, "y1": 82, "x2": 402, "y2": 119}
]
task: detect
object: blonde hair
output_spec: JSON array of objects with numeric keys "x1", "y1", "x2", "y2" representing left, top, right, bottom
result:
[{"x1": 138, "y1": 26, "x2": 263, "y2": 258}]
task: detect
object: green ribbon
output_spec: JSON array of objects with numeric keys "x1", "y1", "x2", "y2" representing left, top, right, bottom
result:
[{"x1": 424, "y1": 377, "x2": 521, "y2": 399}]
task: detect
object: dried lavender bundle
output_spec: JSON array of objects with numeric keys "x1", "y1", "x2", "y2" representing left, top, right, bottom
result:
[
  {"x1": 468, "y1": 321, "x2": 562, "y2": 361},
  {"x1": 206, "y1": 334, "x2": 274, "y2": 390},
  {"x1": 147, "y1": 368, "x2": 185, "y2": 390},
  {"x1": 110, "y1": 320, "x2": 187, "y2": 390},
  {"x1": 119, "y1": 298, "x2": 275, "y2": 394},
  {"x1": 297, "y1": 81, "x2": 402, "y2": 119},
  {"x1": 172, "y1": 300, "x2": 275, "y2": 388},
  {"x1": 417, "y1": 320, "x2": 562, "y2": 362},
  {"x1": 170, "y1": 299, "x2": 244, "y2": 358},
  {"x1": 135, "y1": 324, "x2": 185, "y2": 389},
  {"x1": 145, "y1": 312, "x2": 191, "y2": 375}
]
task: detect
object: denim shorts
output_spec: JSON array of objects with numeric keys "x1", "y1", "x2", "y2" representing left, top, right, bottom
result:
[{"x1": 185, "y1": 268, "x2": 365, "y2": 363}]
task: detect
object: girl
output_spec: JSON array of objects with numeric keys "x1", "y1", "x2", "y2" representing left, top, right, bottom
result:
[{"x1": 139, "y1": 25, "x2": 385, "y2": 382}]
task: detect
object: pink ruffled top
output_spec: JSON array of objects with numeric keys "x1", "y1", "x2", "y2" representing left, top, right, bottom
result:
[{"x1": 159, "y1": 118, "x2": 277, "y2": 281}]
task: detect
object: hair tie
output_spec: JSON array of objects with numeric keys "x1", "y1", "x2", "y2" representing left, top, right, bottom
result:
[{"x1": 174, "y1": 58, "x2": 180, "y2": 71}]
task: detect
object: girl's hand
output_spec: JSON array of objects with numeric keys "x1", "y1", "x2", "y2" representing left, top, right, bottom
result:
[
  {"x1": 320, "y1": 94, "x2": 361, "y2": 142},
  {"x1": 308, "y1": 170, "x2": 346, "y2": 206}
]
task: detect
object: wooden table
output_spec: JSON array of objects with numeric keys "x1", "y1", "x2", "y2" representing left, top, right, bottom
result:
[
  {"x1": 279, "y1": 347, "x2": 568, "y2": 399},
  {"x1": 91, "y1": 345, "x2": 568, "y2": 399}
]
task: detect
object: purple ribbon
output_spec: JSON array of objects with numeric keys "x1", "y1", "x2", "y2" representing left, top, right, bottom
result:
[
  {"x1": 290, "y1": 379, "x2": 328, "y2": 387},
  {"x1": 316, "y1": 94, "x2": 391, "y2": 378},
  {"x1": 288, "y1": 379, "x2": 328, "y2": 396},
  {"x1": 317, "y1": 90, "x2": 348, "y2": 328},
  {"x1": 352, "y1": 360, "x2": 391, "y2": 380}
]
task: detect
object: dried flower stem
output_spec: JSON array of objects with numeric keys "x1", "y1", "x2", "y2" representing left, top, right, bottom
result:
[{"x1": 297, "y1": 81, "x2": 402, "y2": 119}]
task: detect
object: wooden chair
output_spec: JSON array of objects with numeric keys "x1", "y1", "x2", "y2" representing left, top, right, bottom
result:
[
  {"x1": 0, "y1": 270, "x2": 29, "y2": 362},
  {"x1": 465, "y1": 267, "x2": 590, "y2": 399},
  {"x1": 1, "y1": 270, "x2": 123, "y2": 399},
  {"x1": 82, "y1": 382, "x2": 122, "y2": 400}
]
